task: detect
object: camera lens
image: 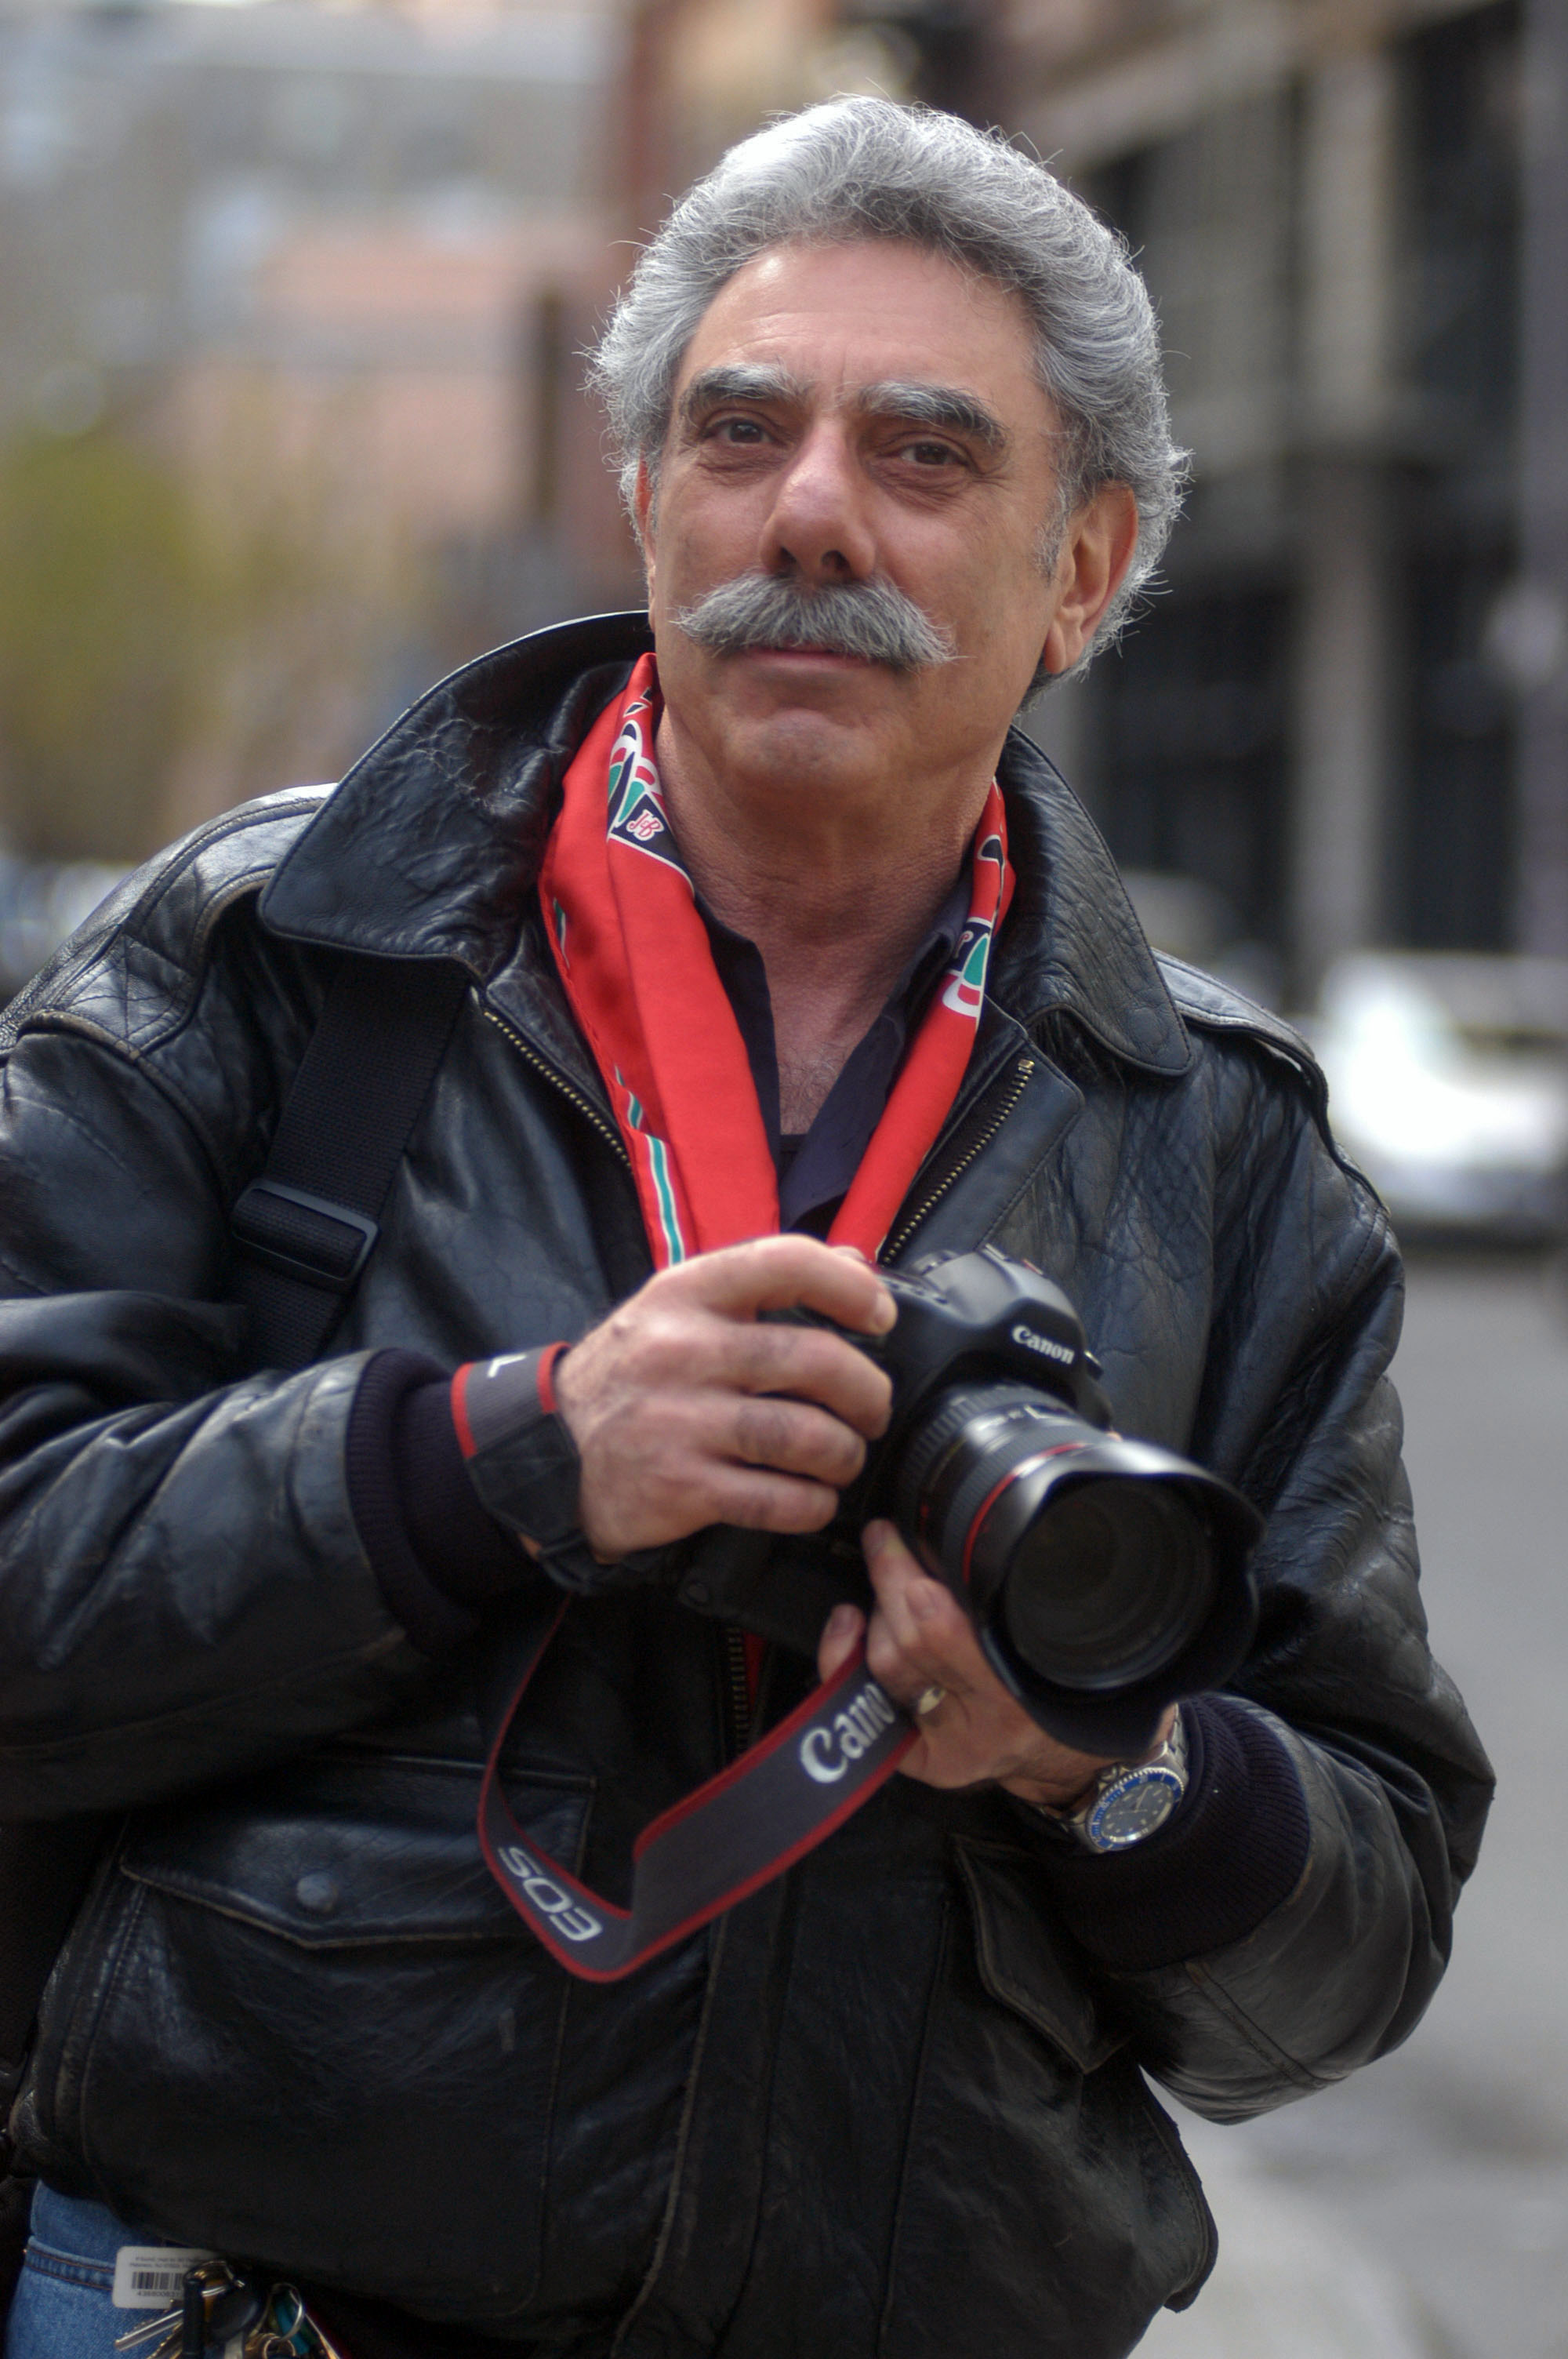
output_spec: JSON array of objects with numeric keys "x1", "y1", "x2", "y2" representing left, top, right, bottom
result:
[
  {"x1": 998, "y1": 1478, "x2": 1218, "y2": 1692},
  {"x1": 861, "y1": 1253, "x2": 1260, "y2": 1750},
  {"x1": 889, "y1": 1379, "x2": 1248, "y2": 1733}
]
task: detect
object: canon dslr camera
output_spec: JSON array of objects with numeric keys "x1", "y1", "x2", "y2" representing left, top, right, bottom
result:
[{"x1": 796, "y1": 1246, "x2": 1261, "y2": 1754}]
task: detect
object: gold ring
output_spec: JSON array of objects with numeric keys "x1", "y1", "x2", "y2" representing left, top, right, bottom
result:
[{"x1": 913, "y1": 1685, "x2": 946, "y2": 1717}]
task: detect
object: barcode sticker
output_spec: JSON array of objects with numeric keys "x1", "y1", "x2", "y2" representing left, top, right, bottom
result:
[{"x1": 111, "y1": 2245, "x2": 218, "y2": 2310}]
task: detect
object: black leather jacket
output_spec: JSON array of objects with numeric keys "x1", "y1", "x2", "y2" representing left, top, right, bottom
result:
[{"x1": 0, "y1": 616, "x2": 1492, "y2": 2358}]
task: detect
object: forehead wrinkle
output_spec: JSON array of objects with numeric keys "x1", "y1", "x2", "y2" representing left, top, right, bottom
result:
[{"x1": 855, "y1": 380, "x2": 1008, "y2": 453}]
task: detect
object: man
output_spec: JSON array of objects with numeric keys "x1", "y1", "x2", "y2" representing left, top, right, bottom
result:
[{"x1": 0, "y1": 98, "x2": 1490, "y2": 2359}]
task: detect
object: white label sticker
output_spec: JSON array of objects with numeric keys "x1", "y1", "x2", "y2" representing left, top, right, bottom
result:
[{"x1": 111, "y1": 2245, "x2": 219, "y2": 2310}]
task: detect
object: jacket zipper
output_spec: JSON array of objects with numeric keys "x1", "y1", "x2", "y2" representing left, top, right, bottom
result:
[
  {"x1": 487, "y1": 1002, "x2": 762, "y2": 1766},
  {"x1": 484, "y1": 1010, "x2": 1038, "y2": 1256},
  {"x1": 482, "y1": 1004, "x2": 631, "y2": 1169},
  {"x1": 882, "y1": 1052, "x2": 1036, "y2": 1262},
  {"x1": 720, "y1": 1625, "x2": 753, "y2": 1761}
]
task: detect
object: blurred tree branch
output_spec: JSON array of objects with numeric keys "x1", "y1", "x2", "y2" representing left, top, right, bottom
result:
[{"x1": 0, "y1": 392, "x2": 428, "y2": 864}]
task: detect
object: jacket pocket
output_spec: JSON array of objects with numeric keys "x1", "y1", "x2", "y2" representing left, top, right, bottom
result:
[
  {"x1": 878, "y1": 1839, "x2": 1216, "y2": 2359},
  {"x1": 954, "y1": 1837, "x2": 1217, "y2": 2309},
  {"x1": 953, "y1": 1836, "x2": 1124, "y2": 2072},
  {"x1": 28, "y1": 1750, "x2": 590, "y2": 2321}
]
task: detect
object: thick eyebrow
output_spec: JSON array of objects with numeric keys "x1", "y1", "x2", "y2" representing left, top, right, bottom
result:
[
  {"x1": 677, "y1": 365, "x2": 1007, "y2": 455},
  {"x1": 856, "y1": 380, "x2": 1007, "y2": 453},
  {"x1": 678, "y1": 363, "x2": 808, "y2": 427}
]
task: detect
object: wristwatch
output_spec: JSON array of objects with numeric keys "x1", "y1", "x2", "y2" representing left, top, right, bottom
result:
[{"x1": 1036, "y1": 1710, "x2": 1189, "y2": 1853}]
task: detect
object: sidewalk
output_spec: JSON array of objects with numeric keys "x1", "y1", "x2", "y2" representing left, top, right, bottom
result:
[{"x1": 1135, "y1": 2117, "x2": 1433, "y2": 2359}]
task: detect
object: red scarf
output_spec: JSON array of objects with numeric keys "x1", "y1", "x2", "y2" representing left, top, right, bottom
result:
[{"x1": 539, "y1": 653, "x2": 1012, "y2": 1266}]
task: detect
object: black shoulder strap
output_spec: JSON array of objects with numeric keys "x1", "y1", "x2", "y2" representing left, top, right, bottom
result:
[
  {"x1": 0, "y1": 951, "x2": 469, "y2": 2132},
  {"x1": 230, "y1": 954, "x2": 469, "y2": 1370}
]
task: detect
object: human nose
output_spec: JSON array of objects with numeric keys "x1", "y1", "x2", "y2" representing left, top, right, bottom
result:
[{"x1": 758, "y1": 420, "x2": 877, "y2": 583}]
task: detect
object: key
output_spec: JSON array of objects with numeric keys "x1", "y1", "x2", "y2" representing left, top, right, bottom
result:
[
  {"x1": 205, "y1": 2281, "x2": 267, "y2": 2343},
  {"x1": 266, "y1": 2284, "x2": 312, "y2": 2351},
  {"x1": 287, "y1": 2295, "x2": 349, "y2": 2359},
  {"x1": 135, "y1": 2260, "x2": 246, "y2": 2359},
  {"x1": 116, "y1": 2321, "x2": 182, "y2": 2354},
  {"x1": 117, "y1": 2265, "x2": 236, "y2": 2353},
  {"x1": 180, "y1": 2267, "x2": 208, "y2": 2356},
  {"x1": 260, "y1": 2281, "x2": 350, "y2": 2359}
]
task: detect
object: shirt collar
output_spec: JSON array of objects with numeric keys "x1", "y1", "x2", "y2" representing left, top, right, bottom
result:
[{"x1": 696, "y1": 867, "x2": 974, "y2": 1228}]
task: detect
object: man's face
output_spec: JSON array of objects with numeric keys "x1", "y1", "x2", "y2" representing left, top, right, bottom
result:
[{"x1": 638, "y1": 238, "x2": 1131, "y2": 820}]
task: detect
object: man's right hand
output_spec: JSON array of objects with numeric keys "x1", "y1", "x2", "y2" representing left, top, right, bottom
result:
[{"x1": 551, "y1": 1237, "x2": 896, "y2": 1561}]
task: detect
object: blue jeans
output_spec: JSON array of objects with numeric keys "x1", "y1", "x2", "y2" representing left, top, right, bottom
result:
[{"x1": 5, "y1": 2184, "x2": 201, "y2": 2359}]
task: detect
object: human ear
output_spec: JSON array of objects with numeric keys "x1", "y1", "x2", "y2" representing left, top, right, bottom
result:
[{"x1": 1040, "y1": 484, "x2": 1138, "y2": 675}]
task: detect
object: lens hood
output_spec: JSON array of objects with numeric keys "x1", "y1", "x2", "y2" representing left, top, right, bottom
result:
[{"x1": 969, "y1": 1441, "x2": 1262, "y2": 1754}]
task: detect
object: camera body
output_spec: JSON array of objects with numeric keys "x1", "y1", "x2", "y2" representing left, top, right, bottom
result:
[
  {"x1": 681, "y1": 1247, "x2": 1262, "y2": 1757},
  {"x1": 844, "y1": 1242, "x2": 1116, "y2": 1443}
]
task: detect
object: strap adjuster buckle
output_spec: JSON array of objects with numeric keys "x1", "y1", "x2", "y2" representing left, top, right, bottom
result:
[{"x1": 231, "y1": 1179, "x2": 379, "y2": 1293}]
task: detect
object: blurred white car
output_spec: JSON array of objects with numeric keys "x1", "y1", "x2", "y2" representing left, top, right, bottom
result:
[{"x1": 1307, "y1": 953, "x2": 1568, "y2": 1241}]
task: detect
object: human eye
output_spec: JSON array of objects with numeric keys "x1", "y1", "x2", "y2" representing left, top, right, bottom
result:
[
  {"x1": 703, "y1": 413, "x2": 771, "y2": 446},
  {"x1": 888, "y1": 432, "x2": 968, "y2": 474}
]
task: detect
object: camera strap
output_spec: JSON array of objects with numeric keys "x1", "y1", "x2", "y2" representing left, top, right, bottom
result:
[{"x1": 477, "y1": 1605, "x2": 915, "y2": 1981}]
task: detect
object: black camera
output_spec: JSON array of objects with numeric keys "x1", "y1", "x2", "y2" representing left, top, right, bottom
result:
[{"x1": 681, "y1": 1246, "x2": 1262, "y2": 1756}]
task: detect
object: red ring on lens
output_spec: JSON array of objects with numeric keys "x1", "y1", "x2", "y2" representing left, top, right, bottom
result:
[{"x1": 959, "y1": 1443, "x2": 1091, "y2": 1591}]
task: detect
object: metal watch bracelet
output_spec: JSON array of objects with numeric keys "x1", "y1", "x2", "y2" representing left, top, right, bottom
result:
[{"x1": 1022, "y1": 1707, "x2": 1189, "y2": 1854}]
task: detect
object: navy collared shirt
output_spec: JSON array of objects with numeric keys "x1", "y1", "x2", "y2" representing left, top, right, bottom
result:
[{"x1": 697, "y1": 874, "x2": 972, "y2": 1234}]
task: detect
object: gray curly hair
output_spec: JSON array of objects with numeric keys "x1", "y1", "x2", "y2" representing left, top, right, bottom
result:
[{"x1": 590, "y1": 96, "x2": 1188, "y2": 655}]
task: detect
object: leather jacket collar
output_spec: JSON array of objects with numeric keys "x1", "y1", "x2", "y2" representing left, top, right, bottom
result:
[{"x1": 261, "y1": 611, "x2": 1190, "y2": 1079}]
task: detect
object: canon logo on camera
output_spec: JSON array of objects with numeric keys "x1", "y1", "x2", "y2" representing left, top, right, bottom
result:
[{"x1": 1010, "y1": 1322, "x2": 1076, "y2": 1366}]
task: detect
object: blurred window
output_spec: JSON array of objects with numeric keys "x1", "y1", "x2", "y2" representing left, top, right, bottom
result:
[
  {"x1": 1093, "y1": 587, "x2": 1291, "y2": 952},
  {"x1": 1395, "y1": 0, "x2": 1522, "y2": 952}
]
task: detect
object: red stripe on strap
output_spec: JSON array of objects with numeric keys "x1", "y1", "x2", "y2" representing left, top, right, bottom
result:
[
  {"x1": 450, "y1": 1362, "x2": 477, "y2": 1459},
  {"x1": 536, "y1": 1341, "x2": 568, "y2": 1416},
  {"x1": 477, "y1": 1627, "x2": 915, "y2": 1983}
]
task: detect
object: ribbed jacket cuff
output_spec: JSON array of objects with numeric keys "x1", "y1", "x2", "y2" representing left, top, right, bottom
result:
[
  {"x1": 346, "y1": 1348, "x2": 536, "y2": 1654},
  {"x1": 1022, "y1": 1695, "x2": 1311, "y2": 1972}
]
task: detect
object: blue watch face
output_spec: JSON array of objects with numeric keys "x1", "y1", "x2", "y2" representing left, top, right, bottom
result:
[{"x1": 1086, "y1": 1765, "x2": 1185, "y2": 1850}]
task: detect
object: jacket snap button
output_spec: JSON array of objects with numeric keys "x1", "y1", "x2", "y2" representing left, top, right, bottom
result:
[{"x1": 295, "y1": 1871, "x2": 340, "y2": 1916}]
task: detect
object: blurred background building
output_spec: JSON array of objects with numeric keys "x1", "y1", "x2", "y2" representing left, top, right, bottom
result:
[{"x1": 0, "y1": 0, "x2": 631, "y2": 874}]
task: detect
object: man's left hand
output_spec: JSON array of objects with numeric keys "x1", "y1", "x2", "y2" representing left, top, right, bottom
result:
[{"x1": 816, "y1": 1520, "x2": 1170, "y2": 1810}]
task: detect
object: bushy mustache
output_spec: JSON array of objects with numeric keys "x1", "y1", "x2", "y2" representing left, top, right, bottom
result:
[{"x1": 673, "y1": 570, "x2": 956, "y2": 672}]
